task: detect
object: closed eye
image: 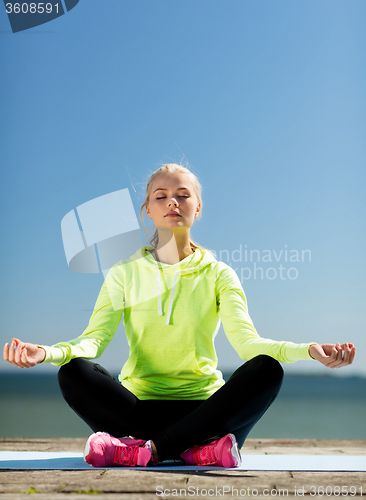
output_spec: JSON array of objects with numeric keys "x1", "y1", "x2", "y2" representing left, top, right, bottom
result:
[{"x1": 156, "y1": 196, "x2": 189, "y2": 199}]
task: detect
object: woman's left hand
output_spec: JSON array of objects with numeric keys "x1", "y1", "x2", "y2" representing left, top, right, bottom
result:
[{"x1": 309, "y1": 343, "x2": 356, "y2": 368}]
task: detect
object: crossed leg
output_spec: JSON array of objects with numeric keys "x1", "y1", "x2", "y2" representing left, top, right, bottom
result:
[{"x1": 58, "y1": 354, "x2": 284, "y2": 462}]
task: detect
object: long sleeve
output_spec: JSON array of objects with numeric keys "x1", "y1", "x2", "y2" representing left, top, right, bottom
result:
[
  {"x1": 216, "y1": 263, "x2": 317, "y2": 363},
  {"x1": 38, "y1": 265, "x2": 124, "y2": 366}
]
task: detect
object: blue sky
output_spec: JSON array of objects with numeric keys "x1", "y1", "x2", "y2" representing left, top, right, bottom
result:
[{"x1": 1, "y1": 0, "x2": 365, "y2": 376}]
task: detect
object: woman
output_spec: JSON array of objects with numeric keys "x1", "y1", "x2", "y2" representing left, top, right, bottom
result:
[{"x1": 3, "y1": 163, "x2": 356, "y2": 468}]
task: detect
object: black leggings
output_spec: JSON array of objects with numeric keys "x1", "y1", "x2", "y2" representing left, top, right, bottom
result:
[{"x1": 58, "y1": 354, "x2": 283, "y2": 462}]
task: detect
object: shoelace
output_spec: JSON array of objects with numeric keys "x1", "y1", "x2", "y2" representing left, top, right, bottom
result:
[
  {"x1": 113, "y1": 444, "x2": 139, "y2": 466},
  {"x1": 193, "y1": 444, "x2": 217, "y2": 465}
]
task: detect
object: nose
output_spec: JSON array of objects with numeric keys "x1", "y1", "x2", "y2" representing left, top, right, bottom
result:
[{"x1": 168, "y1": 197, "x2": 178, "y2": 206}]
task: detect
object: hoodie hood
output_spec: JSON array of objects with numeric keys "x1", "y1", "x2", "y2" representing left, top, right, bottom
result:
[{"x1": 128, "y1": 245, "x2": 217, "y2": 325}]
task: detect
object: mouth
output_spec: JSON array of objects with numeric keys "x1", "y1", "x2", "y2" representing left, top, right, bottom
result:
[{"x1": 165, "y1": 213, "x2": 181, "y2": 217}]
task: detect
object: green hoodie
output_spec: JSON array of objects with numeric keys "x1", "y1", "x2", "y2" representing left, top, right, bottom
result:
[{"x1": 39, "y1": 246, "x2": 317, "y2": 400}]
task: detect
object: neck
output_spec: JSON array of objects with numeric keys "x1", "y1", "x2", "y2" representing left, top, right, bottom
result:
[{"x1": 152, "y1": 230, "x2": 194, "y2": 264}]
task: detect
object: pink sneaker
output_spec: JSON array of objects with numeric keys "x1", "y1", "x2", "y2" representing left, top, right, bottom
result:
[
  {"x1": 180, "y1": 433, "x2": 241, "y2": 468},
  {"x1": 84, "y1": 432, "x2": 154, "y2": 467}
]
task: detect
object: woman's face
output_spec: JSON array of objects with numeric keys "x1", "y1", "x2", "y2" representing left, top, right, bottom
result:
[{"x1": 146, "y1": 172, "x2": 200, "y2": 231}]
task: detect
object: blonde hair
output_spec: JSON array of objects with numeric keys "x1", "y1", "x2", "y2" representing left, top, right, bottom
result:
[{"x1": 139, "y1": 163, "x2": 211, "y2": 253}]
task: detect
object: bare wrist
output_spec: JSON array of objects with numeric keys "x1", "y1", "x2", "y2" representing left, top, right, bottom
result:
[
  {"x1": 308, "y1": 344, "x2": 317, "y2": 360},
  {"x1": 38, "y1": 347, "x2": 46, "y2": 363}
]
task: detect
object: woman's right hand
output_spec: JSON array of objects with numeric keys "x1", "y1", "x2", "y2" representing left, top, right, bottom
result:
[{"x1": 3, "y1": 338, "x2": 46, "y2": 368}]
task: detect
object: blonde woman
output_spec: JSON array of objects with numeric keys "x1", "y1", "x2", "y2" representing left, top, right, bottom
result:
[{"x1": 3, "y1": 163, "x2": 356, "y2": 468}]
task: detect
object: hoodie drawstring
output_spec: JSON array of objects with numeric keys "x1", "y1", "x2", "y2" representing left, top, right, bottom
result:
[
  {"x1": 156, "y1": 269, "x2": 178, "y2": 325},
  {"x1": 156, "y1": 268, "x2": 163, "y2": 317}
]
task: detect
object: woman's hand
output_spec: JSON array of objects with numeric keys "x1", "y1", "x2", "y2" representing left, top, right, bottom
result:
[
  {"x1": 3, "y1": 338, "x2": 46, "y2": 368},
  {"x1": 309, "y1": 343, "x2": 356, "y2": 369}
]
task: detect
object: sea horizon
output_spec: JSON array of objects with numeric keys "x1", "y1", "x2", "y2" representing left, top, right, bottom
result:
[{"x1": 1, "y1": 372, "x2": 365, "y2": 440}]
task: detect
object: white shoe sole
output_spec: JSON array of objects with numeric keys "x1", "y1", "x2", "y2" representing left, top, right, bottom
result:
[
  {"x1": 228, "y1": 433, "x2": 242, "y2": 467},
  {"x1": 83, "y1": 431, "x2": 105, "y2": 463}
]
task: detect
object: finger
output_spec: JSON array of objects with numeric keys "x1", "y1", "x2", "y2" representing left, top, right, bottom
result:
[
  {"x1": 8, "y1": 341, "x2": 16, "y2": 364},
  {"x1": 14, "y1": 342, "x2": 28, "y2": 368},
  {"x1": 4, "y1": 342, "x2": 13, "y2": 363},
  {"x1": 335, "y1": 344, "x2": 344, "y2": 365},
  {"x1": 13, "y1": 344, "x2": 23, "y2": 367},
  {"x1": 349, "y1": 347, "x2": 356, "y2": 365},
  {"x1": 18, "y1": 346, "x2": 27, "y2": 368},
  {"x1": 333, "y1": 344, "x2": 352, "y2": 368},
  {"x1": 345, "y1": 344, "x2": 354, "y2": 364},
  {"x1": 325, "y1": 346, "x2": 340, "y2": 366},
  {"x1": 339, "y1": 342, "x2": 349, "y2": 349},
  {"x1": 11, "y1": 338, "x2": 26, "y2": 363},
  {"x1": 14, "y1": 342, "x2": 23, "y2": 365},
  {"x1": 3, "y1": 342, "x2": 9, "y2": 361},
  {"x1": 340, "y1": 343, "x2": 351, "y2": 365},
  {"x1": 8, "y1": 341, "x2": 25, "y2": 368},
  {"x1": 333, "y1": 344, "x2": 357, "y2": 368},
  {"x1": 326, "y1": 344, "x2": 343, "y2": 368}
]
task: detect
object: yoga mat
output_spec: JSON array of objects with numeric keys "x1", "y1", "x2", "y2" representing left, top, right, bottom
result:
[{"x1": 0, "y1": 452, "x2": 365, "y2": 471}]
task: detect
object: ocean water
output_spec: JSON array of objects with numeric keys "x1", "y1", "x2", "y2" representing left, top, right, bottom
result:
[{"x1": 0, "y1": 372, "x2": 365, "y2": 439}]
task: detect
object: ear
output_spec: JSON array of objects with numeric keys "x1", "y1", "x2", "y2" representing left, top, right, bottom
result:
[{"x1": 145, "y1": 204, "x2": 152, "y2": 219}]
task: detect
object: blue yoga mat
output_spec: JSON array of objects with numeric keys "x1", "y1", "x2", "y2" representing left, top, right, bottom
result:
[{"x1": 0, "y1": 452, "x2": 365, "y2": 471}]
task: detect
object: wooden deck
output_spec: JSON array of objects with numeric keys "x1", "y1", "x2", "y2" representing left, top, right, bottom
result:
[{"x1": 0, "y1": 438, "x2": 365, "y2": 499}]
